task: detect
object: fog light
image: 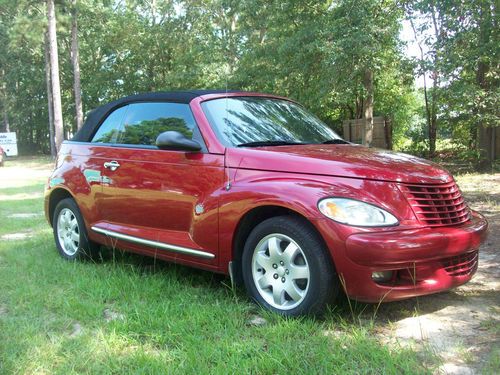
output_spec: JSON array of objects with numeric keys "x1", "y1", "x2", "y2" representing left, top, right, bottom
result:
[{"x1": 371, "y1": 271, "x2": 393, "y2": 282}]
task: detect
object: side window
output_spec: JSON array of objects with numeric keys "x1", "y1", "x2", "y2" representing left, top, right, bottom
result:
[
  {"x1": 91, "y1": 106, "x2": 128, "y2": 143},
  {"x1": 116, "y1": 102, "x2": 197, "y2": 146}
]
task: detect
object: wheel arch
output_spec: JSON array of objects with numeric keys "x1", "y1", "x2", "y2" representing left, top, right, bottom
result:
[
  {"x1": 230, "y1": 205, "x2": 332, "y2": 285},
  {"x1": 47, "y1": 187, "x2": 75, "y2": 226}
]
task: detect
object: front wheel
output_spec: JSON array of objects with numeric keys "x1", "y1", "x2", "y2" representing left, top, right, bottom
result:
[{"x1": 242, "y1": 216, "x2": 339, "y2": 316}]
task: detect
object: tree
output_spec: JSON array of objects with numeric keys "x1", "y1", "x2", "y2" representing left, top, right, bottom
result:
[
  {"x1": 71, "y1": 0, "x2": 83, "y2": 130},
  {"x1": 0, "y1": 0, "x2": 495, "y2": 164},
  {"x1": 328, "y1": 0, "x2": 404, "y2": 146},
  {"x1": 47, "y1": 0, "x2": 64, "y2": 151},
  {"x1": 405, "y1": 0, "x2": 444, "y2": 158},
  {"x1": 44, "y1": 31, "x2": 56, "y2": 157},
  {"x1": 406, "y1": 0, "x2": 499, "y2": 163},
  {"x1": 0, "y1": 1, "x2": 12, "y2": 133},
  {"x1": 0, "y1": 68, "x2": 9, "y2": 132}
]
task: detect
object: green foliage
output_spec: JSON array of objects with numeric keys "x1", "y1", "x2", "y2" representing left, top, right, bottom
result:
[
  {"x1": 0, "y1": 0, "x2": 497, "y2": 159},
  {"x1": 1, "y1": 0, "x2": 417, "y2": 152},
  {"x1": 326, "y1": 0, "x2": 403, "y2": 111},
  {"x1": 405, "y1": 0, "x2": 499, "y2": 159},
  {"x1": 119, "y1": 117, "x2": 193, "y2": 145}
]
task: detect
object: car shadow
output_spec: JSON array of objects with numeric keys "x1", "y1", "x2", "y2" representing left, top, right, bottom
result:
[{"x1": 92, "y1": 246, "x2": 230, "y2": 291}]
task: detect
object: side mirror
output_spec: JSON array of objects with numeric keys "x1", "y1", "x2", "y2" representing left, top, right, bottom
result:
[{"x1": 156, "y1": 131, "x2": 201, "y2": 152}]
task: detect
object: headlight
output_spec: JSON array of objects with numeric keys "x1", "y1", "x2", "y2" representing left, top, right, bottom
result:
[{"x1": 318, "y1": 198, "x2": 398, "y2": 227}]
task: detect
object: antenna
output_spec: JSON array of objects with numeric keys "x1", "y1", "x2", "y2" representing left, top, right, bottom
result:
[{"x1": 224, "y1": 4, "x2": 231, "y2": 191}]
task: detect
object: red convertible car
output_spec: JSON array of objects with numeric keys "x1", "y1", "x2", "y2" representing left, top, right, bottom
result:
[{"x1": 44, "y1": 90, "x2": 488, "y2": 315}]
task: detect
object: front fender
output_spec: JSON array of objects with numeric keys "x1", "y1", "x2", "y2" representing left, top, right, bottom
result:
[{"x1": 217, "y1": 168, "x2": 417, "y2": 272}]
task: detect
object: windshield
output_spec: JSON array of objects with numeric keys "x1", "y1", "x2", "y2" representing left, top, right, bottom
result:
[{"x1": 201, "y1": 97, "x2": 342, "y2": 147}]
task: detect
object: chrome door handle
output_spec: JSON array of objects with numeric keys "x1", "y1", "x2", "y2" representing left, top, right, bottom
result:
[{"x1": 103, "y1": 161, "x2": 120, "y2": 171}]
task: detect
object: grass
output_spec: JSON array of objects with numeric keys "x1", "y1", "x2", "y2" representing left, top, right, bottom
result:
[
  {"x1": 0, "y1": 157, "x2": 437, "y2": 374},
  {"x1": 483, "y1": 348, "x2": 500, "y2": 375}
]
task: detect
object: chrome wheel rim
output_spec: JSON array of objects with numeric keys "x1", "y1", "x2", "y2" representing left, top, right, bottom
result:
[
  {"x1": 251, "y1": 233, "x2": 310, "y2": 310},
  {"x1": 57, "y1": 208, "x2": 80, "y2": 256}
]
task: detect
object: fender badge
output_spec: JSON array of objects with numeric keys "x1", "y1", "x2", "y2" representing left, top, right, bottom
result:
[{"x1": 195, "y1": 204, "x2": 204, "y2": 215}]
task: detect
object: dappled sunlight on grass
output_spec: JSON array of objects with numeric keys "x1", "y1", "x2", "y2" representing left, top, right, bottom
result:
[
  {"x1": 10, "y1": 156, "x2": 494, "y2": 373},
  {"x1": 456, "y1": 173, "x2": 500, "y2": 200},
  {"x1": 0, "y1": 157, "x2": 52, "y2": 190},
  {"x1": 0, "y1": 232, "x2": 429, "y2": 373},
  {"x1": 0, "y1": 191, "x2": 44, "y2": 201}
]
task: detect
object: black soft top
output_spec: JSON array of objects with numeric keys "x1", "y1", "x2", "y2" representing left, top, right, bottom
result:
[{"x1": 72, "y1": 90, "x2": 241, "y2": 142}]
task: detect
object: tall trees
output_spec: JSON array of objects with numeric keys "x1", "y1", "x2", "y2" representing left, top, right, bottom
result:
[
  {"x1": 466, "y1": 1, "x2": 498, "y2": 170},
  {"x1": 0, "y1": 0, "x2": 50, "y2": 152},
  {"x1": 0, "y1": 69, "x2": 9, "y2": 132},
  {"x1": 0, "y1": 1, "x2": 12, "y2": 133},
  {"x1": 407, "y1": 0, "x2": 499, "y2": 163},
  {"x1": 44, "y1": 31, "x2": 56, "y2": 157},
  {"x1": 405, "y1": 1, "x2": 443, "y2": 158},
  {"x1": 46, "y1": 0, "x2": 63, "y2": 151},
  {"x1": 328, "y1": 0, "x2": 403, "y2": 146},
  {"x1": 0, "y1": 0, "x2": 496, "y2": 163},
  {"x1": 71, "y1": 0, "x2": 83, "y2": 131},
  {"x1": 0, "y1": 0, "x2": 414, "y2": 151}
]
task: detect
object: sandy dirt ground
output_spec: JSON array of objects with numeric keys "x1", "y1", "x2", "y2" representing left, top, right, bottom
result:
[{"x1": 372, "y1": 173, "x2": 499, "y2": 374}]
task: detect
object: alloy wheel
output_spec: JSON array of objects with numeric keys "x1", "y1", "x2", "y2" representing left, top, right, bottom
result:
[
  {"x1": 251, "y1": 233, "x2": 310, "y2": 310},
  {"x1": 57, "y1": 208, "x2": 80, "y2": 256}
]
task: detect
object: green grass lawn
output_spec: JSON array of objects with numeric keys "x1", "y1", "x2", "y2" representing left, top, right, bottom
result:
[{"x1": 0, "y1": 157, "x2": 434, "y2": 374}]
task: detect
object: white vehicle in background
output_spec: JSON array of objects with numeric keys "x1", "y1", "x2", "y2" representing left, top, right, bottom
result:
[{"x1": 0, "y1": 132, "x2": 18, "y2": 158}]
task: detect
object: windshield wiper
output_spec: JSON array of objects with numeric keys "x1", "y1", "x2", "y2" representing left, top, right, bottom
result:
[
  {"x1": 321, "y1": 139, "x2": 349, "y2": 144},
  {"x1": 237, "y1": 140, "x2": 308, "y2": 148}
]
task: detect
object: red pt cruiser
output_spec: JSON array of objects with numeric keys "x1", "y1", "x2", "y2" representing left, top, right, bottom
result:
[{"x1": 44, "y1": 90, "x2": 488, "y2": 316}]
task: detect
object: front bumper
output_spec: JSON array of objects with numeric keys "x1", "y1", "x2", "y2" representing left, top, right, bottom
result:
[{"x1": 315, "y1": 211, "x2": 488, "y2": 302}]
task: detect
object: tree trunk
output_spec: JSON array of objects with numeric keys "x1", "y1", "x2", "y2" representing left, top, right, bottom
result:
[
  {"x1": 2, "y1": 110, "x2": 8, "y2": 132},
  {"x1": 44, "y1": 31, "x2": 56, "y2": 158},
  {"x1": 71, "y1": 0, "x2": 84, "y2": 131},
  {"x1": 0, "y1": 69, "x2": 9, "y2": 132},
  {"x1": 47, "y1": 0, "x2": 64, "y2": 152},
  {"x1": 408, "y1": 14, "x2": 434, "y2": 158},
  {"x1": 355, "y1": 96, "x2": 363, "y2": 119},
  {"x1": 478, "y1": 124, "x2": 493, "y2": 171},
  {"x1": 384, "y1": 116, "x2": 393, "y2": 150},
  {"x1": 429, "y1": 86, "x2": 437, "y2": 158},
  {"x1": 362, "y1": 69, "x2": 374, "y2": 147},
  {"x1": 428, "y1": 2, "x2": 441, "y2": 159},
  {"x1": 476, "y1": 2, "x2": 493, "y2": 171}
]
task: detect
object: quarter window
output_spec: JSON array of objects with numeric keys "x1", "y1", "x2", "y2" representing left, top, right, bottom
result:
[
  {"x1": 91, "y1": 106, "x2": 128, "y2": 143},
  {"x1": 116, "y1": 103, "x2": 197, "y2": 146}
]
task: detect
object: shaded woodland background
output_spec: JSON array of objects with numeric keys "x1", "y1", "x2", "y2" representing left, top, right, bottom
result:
[{"x1": 0, "y1": 0, "x2": 498, "y2": 169}]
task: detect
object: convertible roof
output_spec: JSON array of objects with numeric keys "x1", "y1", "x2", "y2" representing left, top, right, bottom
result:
[{"x1": 72, "y1": 90, "x2": 241, "y2": 142}]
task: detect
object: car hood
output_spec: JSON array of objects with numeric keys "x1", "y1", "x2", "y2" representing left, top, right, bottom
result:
[{"x1": 225, "y1": 144, "x2": 453, "y2": 184}]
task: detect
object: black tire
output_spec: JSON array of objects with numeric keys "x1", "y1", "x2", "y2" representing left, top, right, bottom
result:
[
  {"x1": 53, "y1": 198, "x2": 99, "y2": 260},
  {"x1": 241, "y1": 215, "x2": 339, "y2": 316}
]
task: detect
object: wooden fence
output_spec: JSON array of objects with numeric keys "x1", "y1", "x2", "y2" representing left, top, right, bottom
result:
[{"x1": 342, "y1": 116, "x2": 392, "y2": 149}]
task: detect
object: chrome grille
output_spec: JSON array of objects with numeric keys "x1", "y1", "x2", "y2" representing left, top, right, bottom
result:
[{"x1": 399, "y1": 181, "x2": 471, "y2": 227}]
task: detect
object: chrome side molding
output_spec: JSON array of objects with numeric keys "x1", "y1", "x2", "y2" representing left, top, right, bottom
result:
[{"x1": 91, "y1": 226, "x2": 215, "y2": 259}]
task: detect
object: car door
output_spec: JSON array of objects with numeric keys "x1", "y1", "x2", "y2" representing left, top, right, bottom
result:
[{"x1": 93, "y1": 101, "x2": 224, "y2": 266}]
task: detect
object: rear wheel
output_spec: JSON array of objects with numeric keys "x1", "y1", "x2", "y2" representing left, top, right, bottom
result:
[
  {"x1": 242, "y1": 216, "x2": 339, "y2": 316},
  {"x1": 53, "y1": 198, "x2": 99, "y2": 260}
]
